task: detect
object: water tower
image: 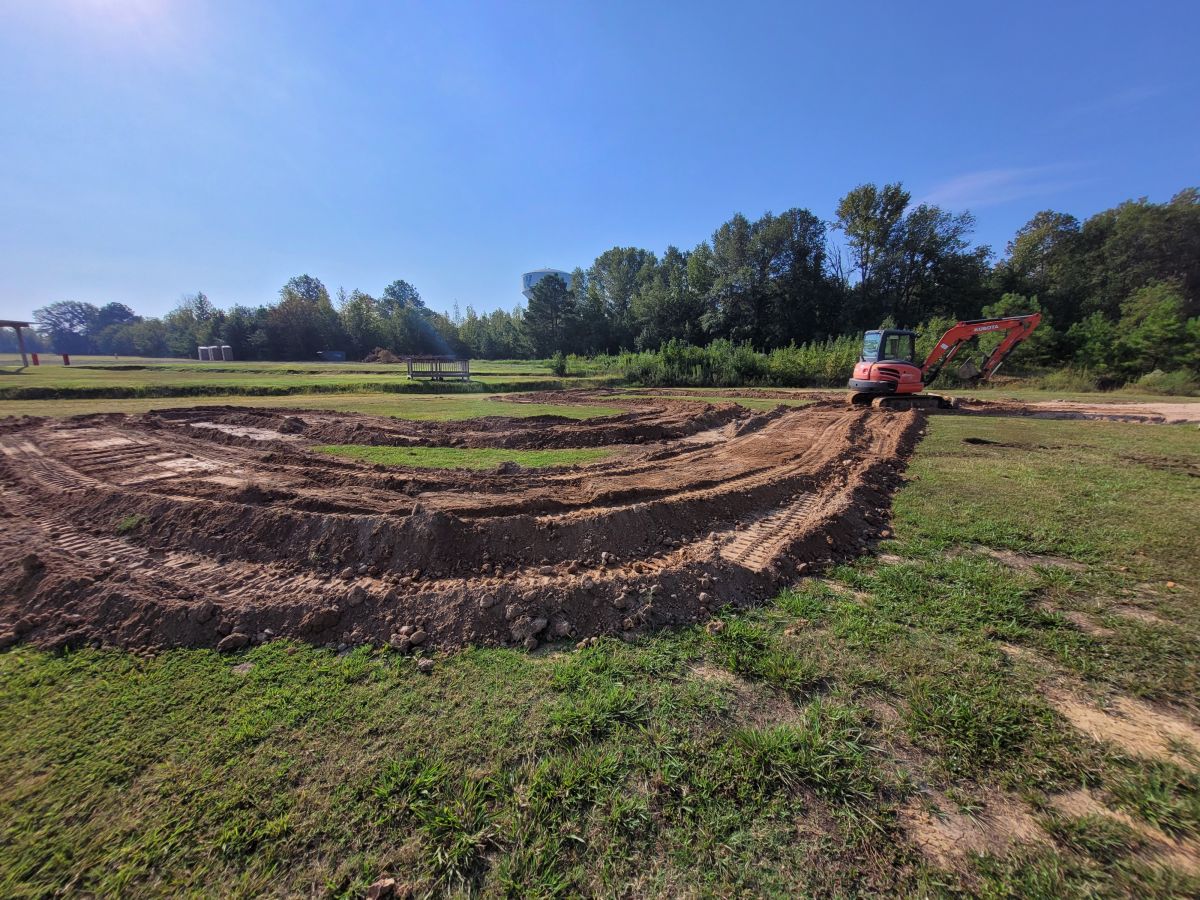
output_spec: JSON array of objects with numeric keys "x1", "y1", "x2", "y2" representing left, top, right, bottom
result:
[{"x1": 521, "y1": 269, "x2": 571, "y2": 301}]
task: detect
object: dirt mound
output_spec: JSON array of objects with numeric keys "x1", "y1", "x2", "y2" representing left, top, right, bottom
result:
[
  {"x1": 0, "y1": 399, "x2": 924, "y2": 654},
  {"x1": 363, "y1": 347, "x2": 402, "y2": 364},
  {"x1": 140, "y1": 398, "x2": 751, "y2": 450}
]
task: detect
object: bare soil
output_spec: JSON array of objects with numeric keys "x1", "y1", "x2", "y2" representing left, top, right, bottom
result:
[{"x1": 0, "y1": 397, "x2": 923, "y2": 653}]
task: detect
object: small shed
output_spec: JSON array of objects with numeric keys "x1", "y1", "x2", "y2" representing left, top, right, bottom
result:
[{"x1": 404, "y1": 356, "x2": 471, "y2": 381}]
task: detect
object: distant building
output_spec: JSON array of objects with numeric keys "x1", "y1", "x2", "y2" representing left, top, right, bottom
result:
[{"x1": 521, "y1": 269, "x2": 572, "y2": 301}]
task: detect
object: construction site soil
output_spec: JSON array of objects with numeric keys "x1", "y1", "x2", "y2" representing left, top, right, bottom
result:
[{"x1": 0, "y1": 390, "x2": 1187, "y2": 655}]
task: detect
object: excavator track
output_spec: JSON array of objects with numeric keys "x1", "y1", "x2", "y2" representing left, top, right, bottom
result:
[{"x1": 872, "y1": 394, "x2": 951, "y2": 411}]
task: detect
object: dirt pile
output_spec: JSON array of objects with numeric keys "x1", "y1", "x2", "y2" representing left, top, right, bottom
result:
[{"x1": 0, "y1": 397, "x2": 924, "y2": 654}]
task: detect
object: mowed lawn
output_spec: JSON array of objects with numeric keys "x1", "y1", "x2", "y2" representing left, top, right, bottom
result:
[
  {"x1": 0, "y1": 357, "x2": 617, "y2": 402},
  {"x1": 1, "y1": 416, "x2": 1198, "y2": 896}
]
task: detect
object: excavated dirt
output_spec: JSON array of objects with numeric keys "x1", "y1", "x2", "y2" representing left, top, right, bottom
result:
[{"x1": 0, "y1": 396, "x2": 923, "y2": 654}]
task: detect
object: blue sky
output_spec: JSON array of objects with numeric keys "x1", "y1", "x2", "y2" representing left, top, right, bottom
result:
[{"x1": 2, "y1": 0, "x2": 1197, "y2": 321}]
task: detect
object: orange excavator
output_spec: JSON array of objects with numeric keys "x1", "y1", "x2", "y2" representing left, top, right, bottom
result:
[{"x1": 847, "y1": 313, "x2": 1042, "y2": 409}]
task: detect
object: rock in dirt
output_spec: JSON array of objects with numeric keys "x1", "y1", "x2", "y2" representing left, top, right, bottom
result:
[
  {"x1": 408, "y1": 629, "x2": 428, "y2": 646},
  {"x1": 365, "y1": 877, "x2": 396, "y2": 899},
  {"x1": 389, "y1": 633, "x2": 411, "y2": 652},
  {"x1": 416, "y1": 658, "x2": 435, "y2": 674},
  {"x1": 191, "y1": 600, "x2": 218, "y2": 623},
  {"x1": 217, "y1": 632, "x2": 250, "y2": 652},
  {"x1": 510, "y1": 616, "x2": 547, "y2": 642},
  {"x1": 300, "y1": 607, "x2": 341, "y2": 634}
]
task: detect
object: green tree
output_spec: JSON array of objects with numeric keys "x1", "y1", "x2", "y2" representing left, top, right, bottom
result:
[
  {"x1": 524, "y1": 273, "x2": 577, "y2": 356},
  {"x1": 1065, "y1": 312, "x2": 1119, "y2": 374},
  {"x1": 338, "y1": 289, "x2": 383, "y2": 358},
  {"x1": 834, "y1": 182, "x2": 909, "y2": 322},
  {"x1": 163, "y1": 292, "x2": 223, "y2": 357},
  {"x1": 33, "y1": 301, "x2": 99, "y2": 354},
  {"x1": 1116, "y1": 281, "x2": 1193, "y2": 373},
  {"x1": 586, "y1": 247, "x2": 655, "y2": 351},
  {"x1": 266, "y1": 276, "x2": 342, "y2": 359}
]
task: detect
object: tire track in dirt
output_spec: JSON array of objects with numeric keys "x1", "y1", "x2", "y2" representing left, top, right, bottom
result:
[{"x1": 0, "y1": 399, "x2": 924, "y2": 653}]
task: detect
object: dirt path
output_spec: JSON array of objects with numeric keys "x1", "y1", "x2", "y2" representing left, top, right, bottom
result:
[
  {"x1": 0, "y1": 400, "x2": 922, "y2": 654},
  {"x1": 949, "y1": 397, "x2": 1200, "y2": 424}
]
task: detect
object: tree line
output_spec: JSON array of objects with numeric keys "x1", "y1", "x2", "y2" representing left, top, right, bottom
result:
[{"x1": 21, "y1": 182, "x2": 1199, "y2": 382}]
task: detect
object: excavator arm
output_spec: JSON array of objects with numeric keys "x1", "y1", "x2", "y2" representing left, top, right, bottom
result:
[{"x1": 920, "y1": 313, "x2": 1042, "y2": 385}]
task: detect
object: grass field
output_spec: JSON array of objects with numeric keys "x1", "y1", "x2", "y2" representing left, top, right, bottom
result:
[
  {"x1": 2, "y1": 412, "x2": 1196, "y2": 896},
  {"x1": 314, "y1": 444, "x2": 612, "y2": 470},
  {"x1": 0, "y1": 357, "x2": 622, "y2": 402}
]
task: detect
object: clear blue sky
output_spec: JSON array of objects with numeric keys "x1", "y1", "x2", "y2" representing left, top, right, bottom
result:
[{"x1": 2, "y1": 0, "x2": 1197, "y2": 321}]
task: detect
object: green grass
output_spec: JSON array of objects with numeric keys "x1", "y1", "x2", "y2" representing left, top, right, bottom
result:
[
  {"x1": 1, "y1": 415, "x2": 1198, "y2": 896},
  {"x1": 0, "y1": 357, "x2": 619, "y2": 401},
  {"x1": 313, "y1": 444, "x2": 612, "y2": 470},
  {"x1": 0, "y1": 391, "x2": 622, "y2": 421}
]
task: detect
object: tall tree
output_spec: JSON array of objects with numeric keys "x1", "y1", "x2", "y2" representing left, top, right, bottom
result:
[
  {"x1": 834, "y1": 182, "x2": 909, "y2": 321},
  {"x1": 586, "y1": 247, "x2": 655, "y2": 352},
  {"x1": 33, "y1": 301, "x2": 99, "y2": 354},
  {"x1": 524, "y1": 273, "x2": 577, "y2": 356},
  {"x1": 267, "y1": 276, "x2": 342, "y2": 359}
]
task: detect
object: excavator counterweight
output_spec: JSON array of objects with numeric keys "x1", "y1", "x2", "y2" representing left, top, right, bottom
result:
[{"x1": 847, "y1": 314, "x2": 1042, "y2": 409}]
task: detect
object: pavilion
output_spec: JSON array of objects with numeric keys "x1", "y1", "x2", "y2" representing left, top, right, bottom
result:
[{"x1": 0, "y1": 320, "x2": 34, "y2": 368}]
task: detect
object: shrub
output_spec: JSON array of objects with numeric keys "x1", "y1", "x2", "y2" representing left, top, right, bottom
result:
[
  {"x1": 1034, "y1": 368, "x2": 1102, "y2": 393},
  {"x1": 1128, "y1": 369, "x2": 1199, "y2": 396},
  {"x1": 550, "y1": 351, "x2": 568, "y2": 377}
]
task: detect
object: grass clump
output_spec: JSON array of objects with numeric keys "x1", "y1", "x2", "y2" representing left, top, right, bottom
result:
[
  {"x1": 1109, "y1": 760, "x2": 1200, "y2": 839},
  {"x1": 313, "y1": 444, "x2": 610, "y2": 470},
  {"x1": 115, "y1": 513, "x2": 146, "y2": 534},
  {"x1": 721, "y1": 701, "x2": 877, "y2": 804},
  {"x1": 1043, "y1": 812, "x2": 1143, "y2": 864},
  {"x1": 707, "y1": 619, "x2": 823, "y2": 696}
]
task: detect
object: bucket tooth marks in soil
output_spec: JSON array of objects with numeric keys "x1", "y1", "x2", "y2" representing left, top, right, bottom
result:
[{"x1": 0, "y1": 400, "x2": 923, "y2": 653}]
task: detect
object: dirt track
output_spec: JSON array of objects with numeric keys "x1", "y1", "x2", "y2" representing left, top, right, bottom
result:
[{"x1": 0, "y1": 397, "x2": 922, "y2": 653}]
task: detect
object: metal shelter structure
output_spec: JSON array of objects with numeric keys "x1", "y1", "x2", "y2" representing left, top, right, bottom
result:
[{"x1": 0, "y1": 320, "x2": 34, "y2": 368}]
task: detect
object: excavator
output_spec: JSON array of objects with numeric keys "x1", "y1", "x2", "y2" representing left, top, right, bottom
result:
[{"x1": 847, "y1": 313, "x2": 1042, "y2": 409}]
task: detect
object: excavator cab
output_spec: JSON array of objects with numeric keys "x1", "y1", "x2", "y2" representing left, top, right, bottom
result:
[
  {"x1": 849, "y1": 329, "x2": 924, "y2": 398},
  {"x1": 860, "y1": 329, "x2": 917, "y2": 364}
]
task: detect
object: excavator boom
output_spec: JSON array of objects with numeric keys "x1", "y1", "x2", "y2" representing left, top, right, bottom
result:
[{"x1": 920, "y1": 314, "x2": 1042, "y2": 384}]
